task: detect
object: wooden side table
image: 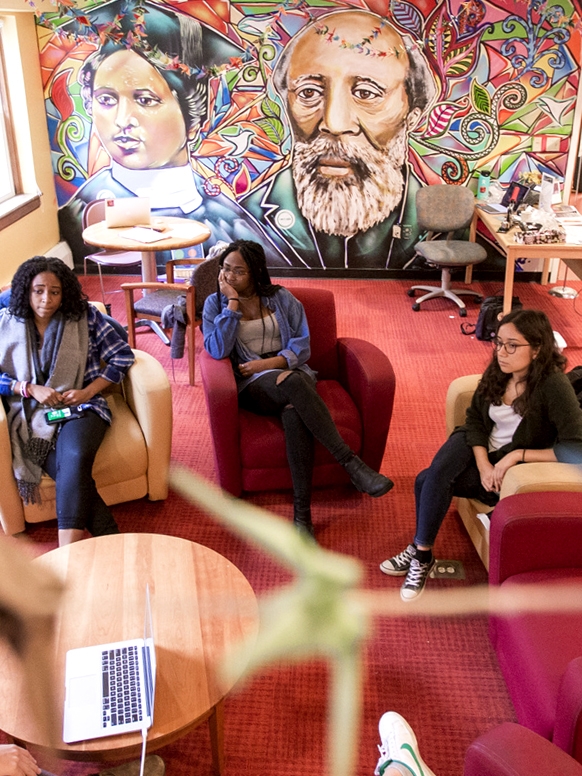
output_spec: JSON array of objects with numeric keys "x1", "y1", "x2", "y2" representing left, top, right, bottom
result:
[{"x1": 0, "y1": 534, "x2": 259, "y2": 773}]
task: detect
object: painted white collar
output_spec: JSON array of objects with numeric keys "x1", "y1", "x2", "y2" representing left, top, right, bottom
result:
[{"x1": 111, "y1": 162, "x2": 203, "y2": 213}]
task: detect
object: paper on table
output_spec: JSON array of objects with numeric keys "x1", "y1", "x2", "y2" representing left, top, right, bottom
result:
[
  {"x1": 563, "y1": 227, "x2": 582, "y2": 244},
  {"x1": 118, "y1": 227, "x2": 173, "y2": 243},
  {"x1": 169, "y1": 222, "x2": 210, "y2": 239}
]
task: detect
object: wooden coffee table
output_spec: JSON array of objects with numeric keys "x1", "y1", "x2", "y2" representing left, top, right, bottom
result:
[{"x1": 0, "y1": 534, "x2": 259, "y2": 772}]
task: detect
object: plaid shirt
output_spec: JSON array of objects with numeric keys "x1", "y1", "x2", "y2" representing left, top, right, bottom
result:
[{"x1": 0, "y1": 305, "x2": 134, "y2": 424}]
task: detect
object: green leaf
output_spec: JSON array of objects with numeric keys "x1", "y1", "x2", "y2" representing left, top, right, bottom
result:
[
  {"x1": 472, "y1": 81, "x2": 491, "y2": 115},
  {"x1": 261, "y1": 97, "x2": 281, "y2": 120},
  {"x1": 256, "y1": 117, "x2": 285, "y2": 144}
]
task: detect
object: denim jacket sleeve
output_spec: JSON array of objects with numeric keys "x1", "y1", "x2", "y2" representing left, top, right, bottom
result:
[
  {"x1": 271, "y1": 288, "x2": 311, "y2": 369},
  {"x1": 203, "y1": 292, "x2": 242, "y2": 359}
]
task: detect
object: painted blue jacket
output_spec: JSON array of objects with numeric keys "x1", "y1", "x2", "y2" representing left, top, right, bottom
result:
[{"x1": 203, "y1": 286, "x2": 315, "y2": 391}]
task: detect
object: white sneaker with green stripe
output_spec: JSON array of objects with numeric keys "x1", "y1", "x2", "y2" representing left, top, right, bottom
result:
[{"x1": 374, "y1": 712, "x2": 436, "y2": 776}]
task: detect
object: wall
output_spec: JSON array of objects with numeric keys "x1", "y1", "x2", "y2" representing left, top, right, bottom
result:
[
  {"x1": 0, "y1": 1, "x2": 59, "y2": 286},
  {"x1": 37, "y1": 0, "x2": 582, "y2": 276}
]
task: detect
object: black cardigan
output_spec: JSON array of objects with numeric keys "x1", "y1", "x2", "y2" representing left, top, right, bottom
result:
[{"x1": 462, "y1": 371, "x2": 582, "y2": 462}]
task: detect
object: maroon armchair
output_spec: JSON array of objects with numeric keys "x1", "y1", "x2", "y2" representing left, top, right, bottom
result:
[
  {"x1": 199, "y1": 287, "x2": 396, "y2": 497},
  {"x1": 488, "y1": 491, "x2": 582, "y2": 762},
  {"x1": 465, "y1": 722, "x2": 582, "y2": 776}
]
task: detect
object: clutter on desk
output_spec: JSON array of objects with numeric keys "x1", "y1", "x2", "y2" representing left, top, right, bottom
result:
[{"x1": 511, "y1": 205, "x2": 566, "y2": 244}]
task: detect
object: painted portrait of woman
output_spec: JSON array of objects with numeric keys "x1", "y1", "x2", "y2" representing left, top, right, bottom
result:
[{"x1": 57, "y1": 0, "x2": 286, "y2": 271}]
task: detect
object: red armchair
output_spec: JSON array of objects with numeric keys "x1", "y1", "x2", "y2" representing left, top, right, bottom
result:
[
  {"x1": 488, "y1": 492, "x2": 582, "y2": 762},
  {"x1": 465, "y1": 722, "x2": 582, "y2": 776},
  {"x1": 199, "y1": 287, "x2": 396, "y2": 497}
]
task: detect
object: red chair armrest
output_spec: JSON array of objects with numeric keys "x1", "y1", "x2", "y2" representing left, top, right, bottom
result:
[
  {"x1": 554, "y1": 657, "x2": 582, "y2": 762},
  {"x1": 464, "y1": 722, "x2": 582, "y2": 776},
  {"x1": 199, "y1": 349, "x2": 242, "y2": 496},
  {"x1": 336, "y1": 337, "x2": 396, "y2": 471},
  {"x1": 489, "y1": 492, "x2": 582, "y2": 585}
]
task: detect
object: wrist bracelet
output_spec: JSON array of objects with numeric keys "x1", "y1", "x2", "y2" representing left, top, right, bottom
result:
[
  {"x1": 227, "y1": 297, "x2": 239, "y2": 302},
  {"x1": 9, "y1": 379, "x2": 16, "y2": 395},
  {"x1": 522, "y1": 448, "x2": 526, "y2": 463},
  {"x1": 21, "y1": 381, "x2": 29, "y2": 399}
]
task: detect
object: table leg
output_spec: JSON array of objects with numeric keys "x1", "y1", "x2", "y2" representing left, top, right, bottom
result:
[
  {"x1": 503, "y1": 252, "x2": 516, "y2": 315},
  {"x1": 135, "y1": 250, "x2": 171, "y2": 344},
  {"x1": 209, "y1": 700, "x2": 225, "y2": 776},
  {"x1": 541, "y1": 256, "x2": 551, "y2": 285},
  {"x1": 140, "y1": 251, "x2": 157, "y2": 284}
]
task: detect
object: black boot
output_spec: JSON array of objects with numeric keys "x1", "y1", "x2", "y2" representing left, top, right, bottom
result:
[
  {"x1": 293, "y1": 510, "x2": 316, "y2": 540},
  {"x1": 343, "y1": 455, "x2": 394, "y2": 498}
]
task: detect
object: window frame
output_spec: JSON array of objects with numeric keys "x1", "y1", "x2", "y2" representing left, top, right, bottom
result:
[{"x1": 0, "y1": 20, "x2": 40, "y2": 231}]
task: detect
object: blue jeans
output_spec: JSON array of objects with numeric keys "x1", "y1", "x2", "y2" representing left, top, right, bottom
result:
[
  {"x1": 414, "y1": 430, "x2": 500, "y2": 547},
  {"x1": 43, "y1": 410, "x2": 119, "y2": 534}
]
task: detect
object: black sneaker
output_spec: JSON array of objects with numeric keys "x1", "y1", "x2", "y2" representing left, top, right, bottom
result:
[
  {"x1": 400, "y1": 557, "x2": 436, "y2": 601},
  {"x1": 379, "y1": 544, "x2": 416, "y2": 576}
]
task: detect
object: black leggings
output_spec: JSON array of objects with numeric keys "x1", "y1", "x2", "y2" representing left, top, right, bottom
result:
[
  {"x1": 43, "y1": 410, "x2": 119, "y2": 534},
  {"x1": 239, "y1": 370, "x2": 352, "y2": 513}
]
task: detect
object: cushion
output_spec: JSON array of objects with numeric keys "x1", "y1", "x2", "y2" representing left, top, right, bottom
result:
[
  {"x1": 239, "y1": 380, "x2": 361, "y2": 471},
  {"x1": 493, "y1": 572, "x2": 582, "y2": 739}
]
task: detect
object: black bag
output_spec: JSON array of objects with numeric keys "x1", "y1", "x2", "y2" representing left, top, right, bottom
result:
[
  {"x1": 461, "y1": 296, "x2": 522, "y2": 340},
  {"x1": 567, "y1": 366, "x2": 582, "y2": 409}
]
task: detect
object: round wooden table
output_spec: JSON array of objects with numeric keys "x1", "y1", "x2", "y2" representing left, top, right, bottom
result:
[
  {"x1": 0, "y1": 534, "x2": 259, "y2": 772},
  {"x1": 82, "y1": 217, "x2": 211, "y2": 285}
]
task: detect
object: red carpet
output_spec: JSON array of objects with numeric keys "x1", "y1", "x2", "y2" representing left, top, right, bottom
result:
[{"x1": 13, "y1": 274, "x2": 582, "y2": 776}]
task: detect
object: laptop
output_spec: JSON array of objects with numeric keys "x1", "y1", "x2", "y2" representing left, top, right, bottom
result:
[
  {"x1": 63, "y1": 585, "x2": 156, "y2": 744},
  {"x1": 104, "y1": 197, "x2": 151, "y2": 229}
]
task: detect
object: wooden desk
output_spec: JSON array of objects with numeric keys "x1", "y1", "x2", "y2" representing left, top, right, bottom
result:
[
  {"x1": 0, "y1": 534, "x2": 259, "y2": 772},
  {"x1": 82, "y1": 217, "x2": 211, "y2": 286},
  {"x1": 469, "y1": 207, "x2": 582, "y2": 315}
]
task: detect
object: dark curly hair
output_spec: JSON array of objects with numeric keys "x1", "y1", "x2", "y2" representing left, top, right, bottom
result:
[
  {"x1": 9, "y1": 257, "x2": 88, "y2": 321},
  {"x1": 477, "y1": 308, "x2": 566, "y2": 416},
  {"x1": 217, "y1": 241, "x2": 281, "y2": 301}
]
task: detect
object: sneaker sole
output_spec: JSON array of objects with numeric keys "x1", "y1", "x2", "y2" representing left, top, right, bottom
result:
[{"x1": 379, "y1": 561, "x2": 409, "y2": 576}]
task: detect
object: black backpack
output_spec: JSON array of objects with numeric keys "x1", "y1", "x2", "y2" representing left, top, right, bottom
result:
[{"x1": 461, "y1": 296, "x2": 523, "y2": 340}]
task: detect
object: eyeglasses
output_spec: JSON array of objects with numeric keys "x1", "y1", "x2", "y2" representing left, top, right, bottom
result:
[
  {"x1": 222, "y1": 266, "x2": 249, "y2": 277},
  {"x1": 492, "y1": 338, "x2": 531, "y2": 355}
]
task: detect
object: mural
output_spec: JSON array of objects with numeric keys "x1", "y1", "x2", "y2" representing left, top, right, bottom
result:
[{"x1": 36, "y1": 0, "x2": 581, "y2": 275}]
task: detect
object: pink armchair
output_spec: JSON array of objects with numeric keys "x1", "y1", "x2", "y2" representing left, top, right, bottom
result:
[
  {"x1": 199, "y1": 287, "x2": 396, "y2": 497},
  {"x1": 465, "y1": 722, "x2": 582, "y2": 776}
]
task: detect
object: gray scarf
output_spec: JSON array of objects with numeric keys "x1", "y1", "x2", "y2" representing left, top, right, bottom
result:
[{"x1": 0, "y1": 310, "x2": 88, "y2": 503}]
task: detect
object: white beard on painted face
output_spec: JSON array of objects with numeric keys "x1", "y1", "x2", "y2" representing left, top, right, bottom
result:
[{"x1": 291, "y1": 127, "x2": 407, "y2": 238}]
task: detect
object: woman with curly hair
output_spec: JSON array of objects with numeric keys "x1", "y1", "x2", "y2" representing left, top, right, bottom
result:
[
  {"x1": 203, "y1": 240, "x2": 393, "y2": 539},
  {"x1": 0, "y1": 257, "x2": 134, "y2": 545},
  {"x1": 381, "y1": 308, "x2": 582, "y2": 601}
]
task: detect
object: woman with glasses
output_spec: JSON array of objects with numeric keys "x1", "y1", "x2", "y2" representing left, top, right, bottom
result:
[
  {"x1": 381, "y1": 308, "x2": 582, "y2": 601},
  {"x1": 203, "y1": 240, "x2": 393, "y2": 539}
]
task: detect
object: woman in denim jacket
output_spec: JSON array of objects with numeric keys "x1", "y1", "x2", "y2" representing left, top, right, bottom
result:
[{"x1": 203, "y1": 240, "x2": 393, "y2": 538}]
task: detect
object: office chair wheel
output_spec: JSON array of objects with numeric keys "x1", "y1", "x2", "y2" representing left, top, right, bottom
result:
[
  {"x1": 407, "y1": 289, "x2": 416, "y2": 297},
  {"x1": 459, "y1": 308, "x2": 467, "y2": 317},
  {"x1": 412, "y1": 303, "x2": 420, "y2": 312}
]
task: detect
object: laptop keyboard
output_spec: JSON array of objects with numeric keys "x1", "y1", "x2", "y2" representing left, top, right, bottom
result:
[{"x1": 101, "y1": 646, "x2": 143, "y2": 728}]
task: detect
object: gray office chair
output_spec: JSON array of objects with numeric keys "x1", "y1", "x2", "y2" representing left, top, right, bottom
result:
[{"x1": 408, "y1": 185, "x2": 487, "y2": 317}]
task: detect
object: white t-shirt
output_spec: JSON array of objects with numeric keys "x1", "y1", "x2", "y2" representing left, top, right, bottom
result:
[{"x1": 488, "y1": 402, "x2": 522, "y2": 451}]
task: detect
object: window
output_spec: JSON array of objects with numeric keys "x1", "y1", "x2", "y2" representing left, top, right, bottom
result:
[
  {"x1": 0, "y1": 29, "x2": 17, "y2": 205},
  {"x1": 0, "y1": 18, "x2": 40, "y2": 230}
]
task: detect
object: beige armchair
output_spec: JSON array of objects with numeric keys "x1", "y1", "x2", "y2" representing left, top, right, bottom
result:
[
  {"x1": 0, "y1": 349, "x2": 172, "y2": 536},
  {"x1": 446, "y1": 374, "x2": 582, "y2": 569}
]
